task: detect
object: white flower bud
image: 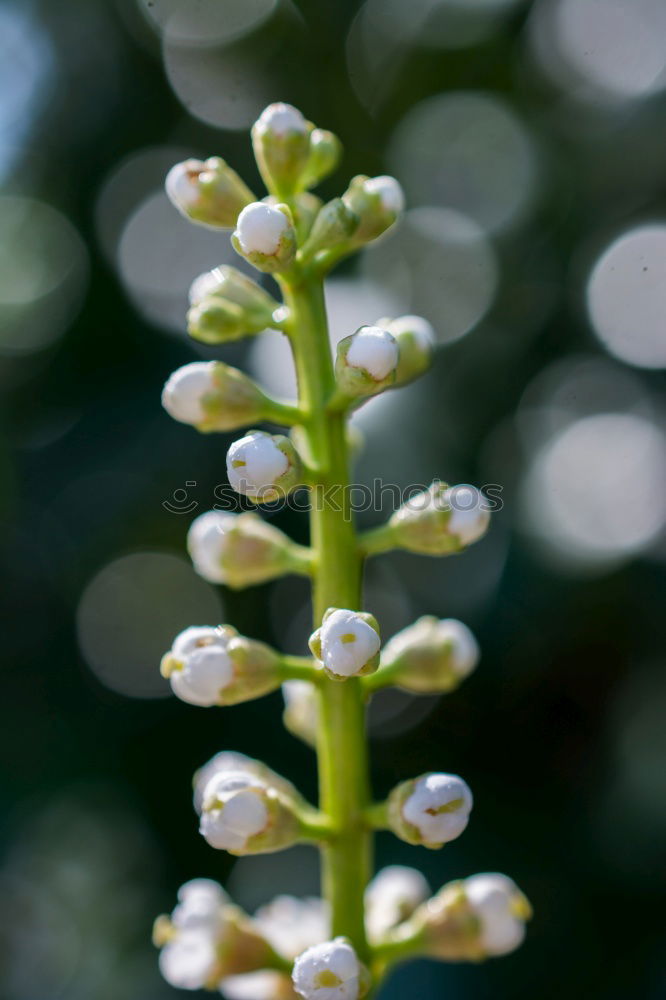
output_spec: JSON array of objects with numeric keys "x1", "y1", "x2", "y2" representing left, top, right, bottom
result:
[
  {"x1": 364, "y1": 175, "x2": 405, "y2": 215},
  {"x1": 365, "y1": 866, "x2": 430, "y2": 941},
  {"x1": 389, "y1": 482, "x2": 491, "y2": 555},
  {"x1": 193, "y1": 751, "x2": 305, "y2": 816},
  {"x1": 378, "y1": 616, "x2": 479, "y2": 694},
  {"x1": 187, "y1": 510, "x2": 307, "y2": 589},
  {"x1": 342, "y1": 174, "x2": 404, "y2": 243},
  {"x1": 464, "y1": 874, "x2": 531, "y2": 957},
  {"x1": 346, "y1": 326, "x2": 399, "y2": 381},
  {"x1": 200, "y1": 772, "x2": 269, "y2": 852},
  {"x1": 187, "y1": 266, "x2": 279, "y2": 345},
  {"x1": 159, "y1": 930, "x2": 219, "y2": 990},
  {"x1": 226, "y1": 430, "x2": 302, "y2": 503},
  {"x1": 292, "y1": 938, "x2": 369, "y2": 1000},
  {"x1": 309, "y1": 608, "x2": 381, "y2": 679},
  {"x1": 165, "y1": 157, "x2": 254, "y2": 228},
  {"x1": 334, "y1": 327, "x2": 398, "y2": 400},
  {"x1": 380, "y1": 315, "x2": 435, "y2": 386},
  {"x1": 255, "y1": 102, "x2": 308, "y2": 137},
  {"x1": 419, "y1": 874, "x2": 531, "y2": 961},
  {"x1": 161, "y1": 626, "x2": 234, "y2": 707},
  {"x1": 282, "y1": 680, "x2": 319, "y2": 747},
  {"x1": 232, "y1": 202, "x2": 297, "y2": 273},
  {"x1": 161, "y1": 361, "x2": 267, "y2": 432},
  {"x1": 252, "y1": 103, "x2": 313, "y2": 198},
  {"x1": 160, "y1": 625, "x2": 281, "y2": 707},
  {"x1": 199, "y1": 769, "x2": 301, "y2": 855},
  {"x1": 237, "y1": 202, "x2": 290, "y2": 255},
  {"x1": 388, "y1": 772, "x2": 473, "y2": 848}
]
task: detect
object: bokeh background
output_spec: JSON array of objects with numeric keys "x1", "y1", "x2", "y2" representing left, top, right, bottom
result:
[{"x1": 1, "y1": 0, "x2": 666, "y2": 997}]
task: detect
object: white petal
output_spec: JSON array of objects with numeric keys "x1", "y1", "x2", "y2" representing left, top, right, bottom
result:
[
  {"x1": 256, "y1": 102, "x2": 307, "y2": 136},
  {"x1": 292, "y1": 938, "x2": 361, "y2": 1000},
  {"x1": 365, "y1": 866, "x2": 429, "y2": 940},
  {"x1": 159, "y1": 931, "x2": 218, "y2": 990},
  {"x1": 403, "y1": 773, "x2": 473, "y2": 845},
  {"x1": 386, "y1": 314, "x2": 435, "y2": 351},
  {"x1": 162, "y1": 362, "x2": 216, "y2": 425},
  {"x1": 227, "y1": 433, "x2": 288, "y2": 495},
  {"x1": 172, "y1": 879, "x2": 227, "y2": 931},
  {"x1": 346, "y1": 327, "x2": 398, "y2": 380},
  {"x1": 189, "y1": 267, "x2": 225, "y2": 305},
  {"x1": 165, "y1": 159, "x2": 204, "y2": 210},
  {"x1": 465, "y1": 874, "x2": 526, "y2": 956},
  {"x1": 237, "y1": 203, "x2": 289, "y2": 255},
  {"x1": 254, "y1": 895, "x2": 330, "y2": 959},
  {"x1": 364, "y1": 176, "x2": 404, "y2": 214},
  {"x1": 319, "y1": 609, "x2": 380, "y2": 678}
]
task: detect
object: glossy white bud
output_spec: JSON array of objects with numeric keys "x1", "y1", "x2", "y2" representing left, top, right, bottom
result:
[
  {"x1": 389, "y1": 772, "x2": 473, "y2": 848},
  {"x1": 165, "y1": 157, "x2": 254, "y2": 228},
  {"x1": 309, "y1": 608, "x2": 380, "y2": 679},
  {"x1": 171, "y1": 878, "x2": 229, "y2": 933},
  {"x1": 161, "y1": 362, "x2": 215, "y2": 426},
  {"x1": 159, "y1": 930, "x2": 219, "y2": 990},
  {"x1": 200, "y1": 772, "x2": 270, "y2": 852},
  {"x1": 292, "y1": 938, "x2": 368, "y2": 1000},
  {"x1": 163, "y1": 626, "x2": 234, "y2": 707},
  {"x1": 237, "y1": 202, "x2": 290, "y2": 255},
  {"x1": 389, "y1": 482, "x2": 491, "y2": 555},
  {"x1": 346, "y1": 326, "x2": 399, "y2": 381},
  {"x1": 226, "y1": 431, "x2": 301, "y2": 503}
]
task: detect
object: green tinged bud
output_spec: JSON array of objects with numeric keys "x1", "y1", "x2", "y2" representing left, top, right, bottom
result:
[
  {"x1": 187, "y1": 266, "x2": 280, "y2": 344},
  {"x1": 342, "y1": 174, "x2": 405, "y2": 243},
  {"x1": 300, "y1": 128, "x2": 343, "y2": 189},
  {"x1": 300, "y1": 198, "x2": 359, "y2": 260},
  {"x1": 389, "y1": 482, "x2": 490, "y2": 555},
  {"x1": 165, "y1": 157, "x2": 255, "y2": 228},
  {"x1": 161, "y1": 360, "x2": 271, "y2": 432},
  {"x1": 252, "y1": 102, "x2": 313, "y2": 199},
  {"x1": 378, "y1": 315, "x2": 436, "y2": 386},
  {"x1": 232, "y1": 202, "x2": 297, "y2": 274},
  {"x1": 376, "y1": 616, "x2": 479, "y2": 694},
  {"x1": 334, "y1": 325, "x2": 399, "y2": 400}
]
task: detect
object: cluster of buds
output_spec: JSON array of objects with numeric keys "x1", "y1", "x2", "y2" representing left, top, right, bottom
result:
[{"x1": 153, "y1": 100, "x2": 531, "y2": 1000}]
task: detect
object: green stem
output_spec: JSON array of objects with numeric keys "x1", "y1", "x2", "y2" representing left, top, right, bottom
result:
[{"x1": 280, "y1": 273, "x2": 372, "y2": 961}]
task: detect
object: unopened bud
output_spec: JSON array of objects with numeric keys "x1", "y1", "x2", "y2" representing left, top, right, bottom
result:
[
  {"x1": 252, "y1": 103, "x2": 312, "y2": 198},
  {"x1": 387, "y1": 772, "x2": 473, "y2": 848},
  {"x1": 199, "y1": 769, "x2": 301, "y2": 855},
  {"x1": 193, "y1": 750, "x2": 305, "y2": 817},
  {"x1": 365, "y1": 866, "x2": 430, "y2": 942},
  {"x1": 187, "y1": 510, "x2": 308, "y2": 589},
  {"x1": 419, "y1": 874, "x2": 531, "y2": 961},
  {"x1": 379, "y1": 315, "x2": 435, "y2": 386},
  {"x1": 300, "y1": 198, "x2": 358, "y2": 259},
  {"x1": 335, "y1": 326, "x2": 399, "y2": 399},
  {"x1": 232, "y1": 202, "x2": 297, "y2": 273},
  {"x1": 292, "y1": 938, "x2": 370, "y2": 1000},
  {"x1": 187, "y1": 266, "x2": 281, "y2": 345},
  {"x1": 226, "y1": 430, "x2": 302, "y2": 503},
  {"x1": 380, "y1": 616, "x2": 479, "y2": 694},
  {"x1": 309, "y1": 608, "x2": 380, "y2": 679},
  {"x1": 342, "y1": 174, "x2": 404, "y2": 243},
  {"x1": 300, "y1": 128, "x2": 342, "y2": 190},
  {"x1": 165, "y1": 157, "x2": 254, "y2": 228},
  {"x1": 161, "y1": 361, "x2": 268, "y2": 432},
  {"x1": 160, "y1": 625, "x2": 281, "y2": 707},
  {"x1": 389, "y1": 482, "x2": 491, "y2": 555}
]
